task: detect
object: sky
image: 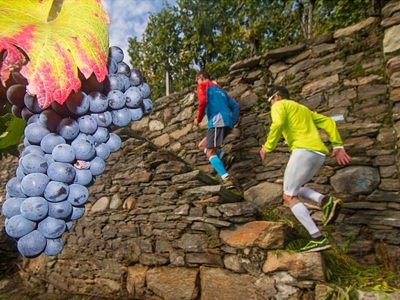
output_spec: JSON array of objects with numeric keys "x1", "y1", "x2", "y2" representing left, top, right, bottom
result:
[{"x1": 102, "y1": 0, "x2": 176, "y2": 67}]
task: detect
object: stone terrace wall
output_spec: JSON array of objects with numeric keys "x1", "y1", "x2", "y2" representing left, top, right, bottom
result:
[
  {"x1": 140, "y1": 6, "x2": 400, "y2": 268},
  {"x1": 1, "y1": 1, "x2": 400, "y2": 300}
]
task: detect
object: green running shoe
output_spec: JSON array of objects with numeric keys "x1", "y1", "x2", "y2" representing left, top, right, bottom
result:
[
  {"x1": 300, "y1": 236, "x2": 332, "y2": 253},
  {"x1": 322, "y1": 196, "x2": 343, "y2": 226}
]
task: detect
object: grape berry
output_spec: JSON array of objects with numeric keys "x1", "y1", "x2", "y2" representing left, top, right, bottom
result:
[{"x1": 2, "y1": 46, "x2": 153, "y2": 257}]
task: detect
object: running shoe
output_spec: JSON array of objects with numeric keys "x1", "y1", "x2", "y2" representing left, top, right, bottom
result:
[
  {"x1": 322, "y1": 196, "x2": 343, "y2": 226},
  {"x1": 221, "y1": 177, "x2": 235, "y2": 190},
  {"x1": 221, "y1": 155, "x2": 236, "y2": 170},
  {"x1": 300, "y1": 236, "x2": 332, "y2": 253}
]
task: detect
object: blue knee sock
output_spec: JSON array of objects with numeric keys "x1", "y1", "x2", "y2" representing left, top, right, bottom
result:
[
  {"x1": 209, "y1": 155, "x2": 228, "y2": 178},
  {"x1": 205, "y1": 148, "x2": 224, "y2": 159}
]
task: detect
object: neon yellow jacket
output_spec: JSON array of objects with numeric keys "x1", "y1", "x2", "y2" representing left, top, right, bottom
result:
[{"x1": 263, "y1": 99, "x2": 343, "y2": 155}]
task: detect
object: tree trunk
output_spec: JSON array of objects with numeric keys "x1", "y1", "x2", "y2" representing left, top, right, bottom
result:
[
  {"x1": 166, "y1": 70, "x2": 170, "y2": 96},
  {"x1": 307, "y1": 0, "x2": 316, "y2": 39}
]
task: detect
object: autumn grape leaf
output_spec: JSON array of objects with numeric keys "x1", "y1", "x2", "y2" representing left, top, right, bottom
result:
[{"x1": 0, "y1": 0, "x2": 110, "y2": 109}]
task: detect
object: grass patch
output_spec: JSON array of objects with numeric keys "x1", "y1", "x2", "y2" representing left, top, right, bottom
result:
[
  {"x1": 323, "y1": 248, "x2": 399, "y2": 293},
  {"x1": 260, "y1": 208, "x2": 400, "y2": 295}
]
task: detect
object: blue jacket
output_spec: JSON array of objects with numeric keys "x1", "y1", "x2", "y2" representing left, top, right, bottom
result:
[{"x1": 196, "y1": 83, "x2": 239, "y2": 129}]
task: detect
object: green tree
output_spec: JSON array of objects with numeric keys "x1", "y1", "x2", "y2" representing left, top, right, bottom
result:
[
  {"x1": 127, "y1": 2, "x2": 196, "y2": 99},
  {"x1": 179, "y1": 0, "x2": 225, "y2": 67},
  {"x1": 228, "y1": 0, "x2": 279, "y2": 57},
  {"x1": 227, "y1": 0, "x2": 303, "y2": 55},
  {"x1": 294, "y1": 0, "x2": 382, "y2": 38},
  {"x1": 315, "y1": 0, "x2": 377, "y2": 34},
  {"x1": 128, "y1": 36, "x2": 145, "y2": 72},
  {"x1": 127, "y1": 0, "x2": 381, "y2": 99}
]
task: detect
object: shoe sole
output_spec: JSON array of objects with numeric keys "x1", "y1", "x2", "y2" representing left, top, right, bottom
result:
[
  {"x1": 301, "y1": 244, "x2": 332, "y2": 253},
  {"x1": 223, "y1": 182, "x2": 238, "y2": 191},
  {"x1": 324, "y1": 199, "x2": 343, "y2": 226}
]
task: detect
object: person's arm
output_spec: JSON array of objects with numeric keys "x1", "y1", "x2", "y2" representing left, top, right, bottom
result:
[
  {"x1": 311, "y1": 111, "x2": 351, "y2": 165},
  {"x1": 260, "y1": 147, "x2": 267, "y2": 161},
  {"x1": 330, "y1": 147, "x2": 351, "y2": 165},
  {"x1": 195, "y1": 84, "x2": 207, "y2": 124},
  {"x1": 311, "y1": 111, "x2": 344, "y2": 147},
  {"x1": 263, "y1": 103, "x2": 285, "y2": 152},
  {"x1": 228, "y1": 97, "x2": 239, "y2": 125}
]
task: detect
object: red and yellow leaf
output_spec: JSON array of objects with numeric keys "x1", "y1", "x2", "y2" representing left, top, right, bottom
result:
[{"x1": 0, "y1": 0, "x2": 110, "y2": 108}]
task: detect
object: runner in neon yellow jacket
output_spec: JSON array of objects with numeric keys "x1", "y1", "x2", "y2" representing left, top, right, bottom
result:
[
  {"x1": 260, "y1": 86, "x2": 351, "y2": 253},
  {"x1": 263, "y1": 99, "x2": 344, "y2": 155}
]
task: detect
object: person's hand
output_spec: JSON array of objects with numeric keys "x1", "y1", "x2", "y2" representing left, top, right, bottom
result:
[
  {"x1": 330, "y1": 147, "x2": 351, "y2": 166},
  {"x1": 260, "y1": 146, "x2": 267, "y2": 161},
  {"x1": 194, "y1": 119, "x2": 199, "y2": 126}
]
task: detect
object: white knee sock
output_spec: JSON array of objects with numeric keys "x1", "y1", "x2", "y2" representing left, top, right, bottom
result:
[
  {"x1": 290, "y1": 200, "x2": 320, "y2": 236},
  {"x1": 299, "y1": 187, "x2": 324, "y2": 205}
]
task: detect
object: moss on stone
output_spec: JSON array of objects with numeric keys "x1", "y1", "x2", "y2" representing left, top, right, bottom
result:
[{"x1": 348, "y1": 64, "x2": 367, "y2": 79}]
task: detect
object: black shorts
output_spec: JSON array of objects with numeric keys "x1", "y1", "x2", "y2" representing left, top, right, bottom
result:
[{"x1": 206, "y1": 127, "x2": 231, "y2": 148}]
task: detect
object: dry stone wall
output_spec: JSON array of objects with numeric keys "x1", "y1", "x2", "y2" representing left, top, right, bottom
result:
[{"x1": 1, "y1": 1, "x2": 400, "y2": 300}]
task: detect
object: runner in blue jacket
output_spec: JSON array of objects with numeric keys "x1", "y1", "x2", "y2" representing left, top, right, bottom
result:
[{"x1": 194, "y1": 70, "x2": 239, "y2": 190}]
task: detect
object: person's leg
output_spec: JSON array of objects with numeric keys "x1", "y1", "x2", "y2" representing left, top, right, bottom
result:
[
  {"x1": 284, "y1": 194, "x2": 321, "y2": 238},
  {"x1": 198, "y1": 137, "x2": 207, "y2": 153},
  {"x1": 199, "y1": 135, "x2": 232, "y2": 167},
  {"x1": 206, "y1": 147, "x2": 229, "y2": 179},
  {"x1": 284, "y1": 150, "x2": 325, "y2": 196},
  {"x1": 284, "y1": 151, "x2": 323, "y2": 234},
  {"x1": 298, "y1": 187, "x2": 343, "y2": 226},
  {"x1": 205, "y1": 128, "x2": 228, "y2": 177},
  {"x1": 283, "y1": 150, "x2": 330, "y2": 252},
  {"x1": 298, "y1": 187, "x2": 324, "y2": 203},
  {"x1": 206, "y1": 128, "x2": 235, "y2": 189},
  {"x1": 286, "y1": 195, "x2": 331, "y2": 252}
]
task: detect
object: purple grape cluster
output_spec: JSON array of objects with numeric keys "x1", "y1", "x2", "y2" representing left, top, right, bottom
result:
[{"x1": 2, "y1": 46, "x2": 153, "y2": 258}]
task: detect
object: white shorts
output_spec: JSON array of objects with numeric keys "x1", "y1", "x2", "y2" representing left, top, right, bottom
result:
[{"x1": 284, "y1": 149, "x2": 325, "y2": 196}]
